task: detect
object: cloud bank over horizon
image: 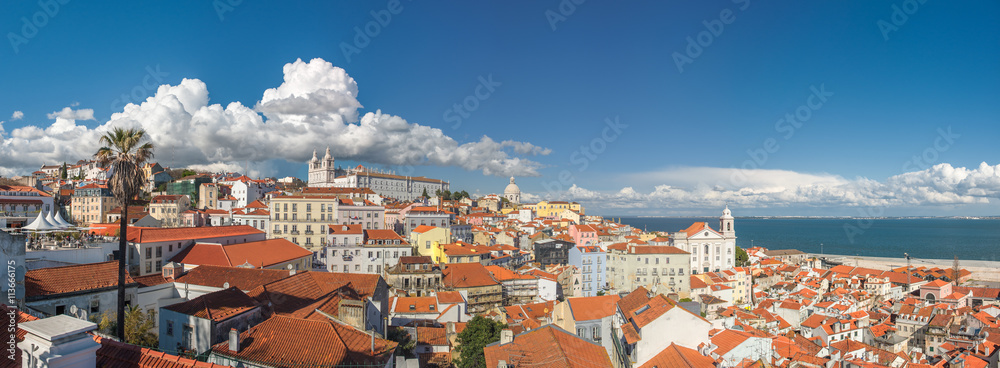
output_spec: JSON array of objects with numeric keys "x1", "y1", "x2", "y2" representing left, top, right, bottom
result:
[
  {"x1": 525, "y1": 163, "x2": 1000, "y2": 214},
  {"x1": 0, "y1": 58, "x2": 550, "y2": 178}
]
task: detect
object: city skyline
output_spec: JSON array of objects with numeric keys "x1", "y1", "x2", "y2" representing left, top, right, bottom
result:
[{"x1": 2, "y1": 1, "x2": 998, "y2": 216}]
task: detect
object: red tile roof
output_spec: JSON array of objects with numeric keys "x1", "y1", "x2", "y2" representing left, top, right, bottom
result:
[
  {"x1": 484, "y1": 325, "x2": 612, "y2": 368},
  {"x1": 443, "y1": 263, "x2": 499, "y2": 288},
  {"x1": 170, "y1": 238, "x2": 311, "y2": 268},
  {"x1": 711, "y1": 329, "x2": 756, "y2": 357},
  {"x1": 328, "y1": 224, "x2": 364, "y2": 235},
  {"x1": 436, "y1": 291, "x2": 465, "y2": 304},
  {"x1": 127, "y1": 225, "x2": 263, "y2": 243},
  {"x1": 618, "y1": 286, "x2": 651, "y2": 315},
  {"x1": 394, "y1": 296, "x2": 439, "y2": 313},
  {"x1": 95, "y1": 335, "x2": 230, "y2": 368},
  {"x1": 568, "y1": 295, "x2": 621, "y2": 321},
  {"x1": 411, "y1": 225, "x2": 438, "y2": 233},
  {"x1": 211, "y1": 315, "x2": 396, "y2": 367},
  {"x1": 173, "y1": 265, "x2": 291, "y2": 290},
  {"x1": 638, "y1": 342, "x2": 715, "y2": 368},
  {"x1": 26, "y1": 261, "x2": 135, "y2": 297},
  {"x1": 164, "y1": 287, "x2": 260, "y2": 321},
  {"x1": 416, "y1": 326, "x2": 448, "y2": 346}
]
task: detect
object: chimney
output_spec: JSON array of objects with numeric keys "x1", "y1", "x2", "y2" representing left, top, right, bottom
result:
[
  {"x1": 498, "y1": 360, "x2": 508, "y2": 368},
  {"x1": 19, "y1": 315, "x2": 100, "y2": 367},
  {"x1": 229, "y1": 328, "x2": 240, "y2": 352},
  {"x1": 500, "y1": 329, "x2": 513, "y2": 345}
]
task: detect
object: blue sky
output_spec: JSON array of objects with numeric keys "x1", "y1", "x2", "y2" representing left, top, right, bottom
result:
[{"x1": 2, "y1": 1, "x2": 999, "y2": 216}]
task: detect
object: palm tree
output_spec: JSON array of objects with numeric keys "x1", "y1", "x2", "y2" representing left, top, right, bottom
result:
[{"x1": 94, "y1": 127, "x2": 153, "y2": 340}]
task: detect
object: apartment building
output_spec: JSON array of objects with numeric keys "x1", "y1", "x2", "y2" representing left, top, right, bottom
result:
[
  {"x1": 268, "y1": 195, "x2": 341, "y2": 251},
  {"x1": 606, "y1": 243, "x2": 692, "y2": 298},
  {"x1": 70, "y1": 184, "x2": 119, "y2": 225}
]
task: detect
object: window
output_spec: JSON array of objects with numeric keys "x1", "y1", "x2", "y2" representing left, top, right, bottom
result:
[
  {"x1": 655, "y1": 258, "x2": 659, "y2": 264},
  {"x1": 155, "y1": 260, "x2": 162, "y2": 272},
  {"x1": 145, "y1": 247, "x2": 151, "y2": 259},
  {"x1": 704, "y1": 245, "x2": 709, "y2": 254},
  {"x1": 166, "y1": 320, "x2": 174, "y2": 336},
  {"x1": 331, "y1": 265, "x2": 338, "y2": 272},
  {"x1": 145, "y1": 262, "x2": 152, "y2": 273},
  {"x1": 156, "y1": 246, "x2": 162, "y2": 258},
  {"x1": 169, "y1": 244, "x2": 173, "y2": 252}
]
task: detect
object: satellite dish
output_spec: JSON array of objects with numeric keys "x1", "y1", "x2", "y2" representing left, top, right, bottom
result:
[
  {"x1": 69, "y1": 305, "x2": 78, "y2": 315},
  {"x1": 80, "y1": 310, "x2": 87, "y2": 320},
  {"x1": 223, "y1": 282, "x2": 230, "y2": 289}
]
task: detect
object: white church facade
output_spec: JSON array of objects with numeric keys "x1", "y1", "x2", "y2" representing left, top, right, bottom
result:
[
  {"x1": 306, "y1": 147, "x2": 448, "y2": 201},
  {"x1": 670, "y1": 206, "x2": 737, "y2": 274}
]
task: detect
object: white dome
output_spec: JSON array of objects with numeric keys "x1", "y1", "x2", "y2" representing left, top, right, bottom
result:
[
  {"x1": 721, "y1": 205, "x2": 733, "y2": 219},
  {"x1": 504, "y1": 177, "x2": 520, "y2": 195}
]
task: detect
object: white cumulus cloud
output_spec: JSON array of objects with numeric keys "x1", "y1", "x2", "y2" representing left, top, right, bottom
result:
[
  {"x1": 10, "y1": 111, "x2": 23, "y2": 121},
  {"x1": 535, "y1": 163, "x2": 1000, "y2": 213},
  {"x1": 47, "y1": 107, "x2": 96, "y2": 121},
  {"x1": 0, "y1": 58, "x2": 549, "y2": 178}
]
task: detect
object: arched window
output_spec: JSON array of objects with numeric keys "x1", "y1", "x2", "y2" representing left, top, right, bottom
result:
[
  {"x1": 727, "y1": 223, "x2": 731, "y2": 231},
  {"x1": 704, "y1": 244, "x2": 709, "y2": 254}
]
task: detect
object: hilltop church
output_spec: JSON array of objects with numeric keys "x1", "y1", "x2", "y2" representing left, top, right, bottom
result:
[
  {"x1": 306, "y1": 147, "x2": 449, "y2": 201},
  {"x1": 670, "y1": 206, "x2": 737, "y2": 274}
]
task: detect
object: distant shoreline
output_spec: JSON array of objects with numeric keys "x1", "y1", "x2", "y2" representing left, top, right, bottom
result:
[
  {"x1": 807, "y1": 253, "x2": 1000, "y2": 282},
  {"x1": 610, "y1": 216, "x2": 1000, "y2": 220}
]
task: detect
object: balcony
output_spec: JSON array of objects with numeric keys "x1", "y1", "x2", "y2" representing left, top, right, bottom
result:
[
  {"x1": 273, "y1": 230, "x2": 282, "y2": 235},
  {"x1": 290, "y1": 230, "x2": 300, "y2": 235},
  {"x1": 305, "y1": 230, "x2": 315, "y2": 235}
]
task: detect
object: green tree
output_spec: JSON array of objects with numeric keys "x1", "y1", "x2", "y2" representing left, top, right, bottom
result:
[
  {"x1": 421, "y1": 188, "x2": 430, "y2": 198},
  {"x1": 92, "y1": 305, "x2": 158, "y2": 347},
  {"x1": 60, "y1": 162, "x2": 68, "y2": 179},
  {"x1": 596, "y1": 290, "x2": 606, "y2": 296},
  {"x1": 94, "y1": 127, "x2": 154, "y2": 340},
  {"x1": 735, "y1": 246, "x2": 749, "y2": 267},
  {"x1": 455, "y1": 316, "x2": 506, "y2": 368},
  {"x1": 387, "y1": 326, "x2": 416, "y2": 358},
  {"x1": 181, "y1": 169, "x2": 197, "y2": 177}
]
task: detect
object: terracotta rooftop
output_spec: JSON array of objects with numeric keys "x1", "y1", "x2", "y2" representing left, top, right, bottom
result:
[
  {"x1": 169, "y1": 238, "x2": 311, "y2": 268},
  {"x1": 411, "y1": 225, "x2": 438, "y2": 233},
  {"x1": 210, "y1": 315, "x2": 396, "y2": 367},
  {"x1": 436, "y1": 291, "x2": 465, "y2": 304},
  {"x1": 26, "y1": 261, "x2": 136, "y2": 297},
  {"x1": 95, "y1": 335, "x2": 230, "y2": 368},
  {"x1": 164, "y1": 287, "x2": 260, "y2": 322},
  {"x1": 638, "y1": 342, "x2": 715, "y2": 368},
  {"x1": 328, "y1": 224, "x2": 364, "y2": 235},
  {"x1": 443, "y1": 263, "x2": 499, "y2": 288},
  {"x1": 617, "y1": 286, "x2": 651, "y2": 315},
  {"x1": 416, "y1": 326, "x2": 448, "y2": 346},
  {"x1": 393, "y1": 296, "x2": 439, "y2": 314},
  {"x1": 484, "y1": 325, "x2": 613, "y2": 368},
  {"x1": 127, "y1": 225, "x2": 263, "y2": 243},
  {"x1": 568, "y1": 295, "x2": 621, "y2": 322},
  {"x1": 711, "y1": 329, "x2": 756, "y2": 357},
  {"x1": 173, "y1": 265, "x2": 291, "y2": 291}
]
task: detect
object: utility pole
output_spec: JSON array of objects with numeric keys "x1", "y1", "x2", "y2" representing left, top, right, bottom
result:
[{"x1": 904, "y1": 253, "x2": 911, "y2": 293}]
